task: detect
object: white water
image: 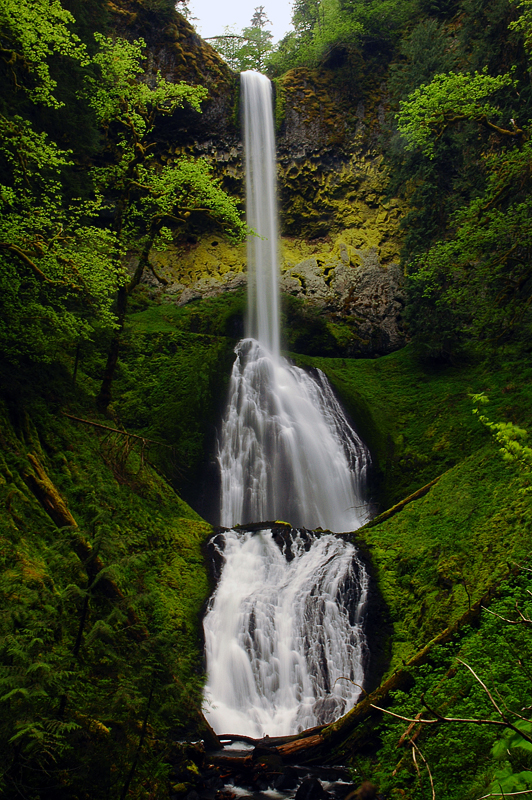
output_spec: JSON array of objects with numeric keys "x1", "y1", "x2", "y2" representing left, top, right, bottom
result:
[
  {"x1": 218, "y1": 337, "x2": 370, "y2": 532},
  {"x1": 205, "y1": 72, "x2": 372, "y2": 737},
  {"x1": 219, "y1": 71, "x2": 371, "y2": 533},
  {"x1": 203, "y1": 528, "x2": 369, "y2": 737},
  {"x1": 242, "y1": 70, "x2": 280, "y2": 357}
]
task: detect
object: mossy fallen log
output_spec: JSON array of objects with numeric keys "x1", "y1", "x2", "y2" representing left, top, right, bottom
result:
[
  {"x1": 359, "y1": 474, "x2": 442, "y2": 531},
  {"x1": 23, "y1": 452, "x2": 143, "y2": 616},
  {"x1": 21, "y1": 450, "x2": 222, "y2": 748}
]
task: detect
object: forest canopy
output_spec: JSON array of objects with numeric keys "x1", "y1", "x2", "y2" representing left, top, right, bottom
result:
[{"x1": 0, "y1": 0, "x2": 245, "y2": 366}]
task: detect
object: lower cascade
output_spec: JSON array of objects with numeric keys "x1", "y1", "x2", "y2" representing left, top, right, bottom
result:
[{"x1": 203, "y1": 527, "x2": 369, "y2": 738}]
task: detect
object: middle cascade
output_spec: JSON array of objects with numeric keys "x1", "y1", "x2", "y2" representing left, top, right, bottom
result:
[{"x1": 218, "y1": 340, "x2": 370, "y2": 531}]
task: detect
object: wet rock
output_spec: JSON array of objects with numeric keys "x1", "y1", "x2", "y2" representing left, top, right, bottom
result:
[
  {"x1": 295, "y1": 777, "x2": 327, "y2": 800},
  {"x1": 280, "y1": 248, "x2": 405, "y2": 356},
  {"x1": 345, "y1": 782, "x2": 378, "y2": 800},
  {"x1": 312, "y1": 695, "x2": 346, "y2": 724},
  {"x1": 273, "y1": 769, "x2": 299, "y2": 791}
]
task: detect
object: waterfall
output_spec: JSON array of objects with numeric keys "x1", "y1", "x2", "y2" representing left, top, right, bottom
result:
[
  {"x1": 218, "y1": 71, "x2": 371, "y2": 533},
  {"x1": 203, "y1": 528, "x2": 369, "y2": 738},
  {"x1": 205, "y1": 71, "x2": 372, "y2": 738},
  {"x1": 218, "y1": 338, "x2": 369, "y2": 531},
  {"x1": 243, "y1": 71, "x2": 280, "y2": 357}
]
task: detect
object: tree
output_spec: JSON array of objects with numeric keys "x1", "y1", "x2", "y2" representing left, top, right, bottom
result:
[
  {"x1": 206, "y1": 26, "x2": 245, "y2": 72},
  {"x1": 397, "y1": 70, "x2": 522, "y2": 159},
  {"x1": 209, "y1": 6, "x2": 274, "y2": 72},
  {"x1": 0, "y1": 0, "x2": 124, "y2": 363},
  {"x1": 0, "y1": 0, "x2": 89, "y2": 109},
  {"x1": 88, "y1": 35, "x2": 246, "y2": 409},
  {"x1": 395, "y1": 58, "x2": 532, "y2": 356}
]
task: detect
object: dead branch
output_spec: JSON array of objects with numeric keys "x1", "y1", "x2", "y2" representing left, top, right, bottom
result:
[
  {"x1": 477, "y1": 791, "x2": 532, "y2": 799},
  {"x1": 204, "y1": 34, "x2": 245, "y2": 40},
  {"x1": 482, "y1": 603, "x2": 532, "y2": 625},
  {"x1": 361, "y1": 475, "x2": 442, "y2": 530},
  {"x1": 411, "y1": 741, "x2": 435, "y2": 800},
  {"x1": 61, "y1": 413, "x2": 171, "y2": 447}
]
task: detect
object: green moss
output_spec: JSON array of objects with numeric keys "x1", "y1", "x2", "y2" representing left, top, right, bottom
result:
[
  {"x1": 272, "y1": 77, "x2": 286, "y2": 131},
  {"x1": 358, "y1": 446, "x2": 532, "y2": 670},
  {"x1": 0, "y1": 361, "x2": 212, "y2": 798},
  {"x1": 294, "y1": 345, "x2": 532, "y2": 507}
]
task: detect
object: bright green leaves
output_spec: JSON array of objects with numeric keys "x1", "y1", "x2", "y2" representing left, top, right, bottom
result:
[
  {"x1": 406, "y1": 135, "x2": 532, "y2": 354},
  {"x1": 90, "y1": 34, "x2": 207, "y2": 136},
  {"x1": 133, "y1": 158, "x2": 247, "y2": 245},
  {"x1": 0, "y1": 0, "x2": 89, "y2": 108},
  {"x1": 0, "y1": 111, "x2": 125, "y2": 362},
  {"x1": 510, "y1": 0, "x2": 532, "y2": 51},
  {"x1": 397, "y1": 70, "x2": 517, "y2": 158},
  {"x1": 89, "y1": 34, "x2": 244, "y2": 247},
  {"x1": 0, "y1": 13, "x2": 245, "y2": 366},
  {"x1": 491, "y1": 721, "x2": 532, "y2": 796},
  {"x1": 472, "y1": 393, "x2": 532, "y2": 471}
]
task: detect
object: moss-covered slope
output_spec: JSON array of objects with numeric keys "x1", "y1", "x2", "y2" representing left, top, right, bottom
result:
[{"x1": 0, "y1": 363, "x2": 213, "y2": 798}]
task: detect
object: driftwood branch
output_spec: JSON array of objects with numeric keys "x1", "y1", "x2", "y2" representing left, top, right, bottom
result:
[{"x1": 205, "y1": 35, "x2": 245, "y2": 40}]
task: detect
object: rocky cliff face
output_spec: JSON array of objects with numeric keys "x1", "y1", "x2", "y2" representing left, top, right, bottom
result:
[{"x1": 113, "y1": 1, "x2": 407, "y2": 355}]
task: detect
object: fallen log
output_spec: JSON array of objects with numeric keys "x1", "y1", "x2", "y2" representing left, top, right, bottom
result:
[
  {"x1": 254, "y1": 582, "x2": 503, "y2": 765},
  {"x1": 23, "y1": 451, "x2": 147, "y2": 637},
  {"x1": 358, "y1": 475, "x2": 442, "y2": 531}
]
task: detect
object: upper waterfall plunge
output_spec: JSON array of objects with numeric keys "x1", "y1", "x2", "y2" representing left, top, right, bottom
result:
[
  {"x1": 205, "y1": 72, "x2": 372, "y2": 738},
  {"x1": 242, "y1": 71, "x2": 280, "y2": 358}
]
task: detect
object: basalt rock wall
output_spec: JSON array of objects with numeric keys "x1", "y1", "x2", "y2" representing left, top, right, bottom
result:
[{"x1": 112, "y1": 1, "x2": 406, "y2": 356}]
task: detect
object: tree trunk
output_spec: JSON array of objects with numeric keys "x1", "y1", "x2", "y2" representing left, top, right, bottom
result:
[{"x1": 96, "y1": 229, "x2": 157, "y2": 411}]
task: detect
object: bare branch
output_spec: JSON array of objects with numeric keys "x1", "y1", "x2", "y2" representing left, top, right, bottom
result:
[
  {"x1": 481, "y1": 604, "x2": 532, "y2": 625},
  {"x1": 370, "y1": 705, "x2": 438, "y2": 725},
  {"x1": 477, "y1": 790, "x2": 532, "y2": 799},
  {"x1": 456, "y1": 659, "x2": 504, "y2": 717},
  {"x1": 412, "y1": 741, "x2": 436, "y2": 800}
]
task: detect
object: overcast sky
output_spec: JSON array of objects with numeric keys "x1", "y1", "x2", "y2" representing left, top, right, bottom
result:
[{"x1": 188, "y1": 0, "x2": 294, "y2": 43}]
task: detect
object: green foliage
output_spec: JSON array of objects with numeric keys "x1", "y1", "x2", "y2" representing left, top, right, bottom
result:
[
  {"x1": 0, "y1": 113, "x2": 124, "y2": 362},
  {"x1": 397, "y1": 70, "x2": 517, "y2": 158},
  {"x1": 89, "y1": 34, "x2": 245, "y2": 252},
  {"x1": 90, "y1": 34, "x2": 206, "y2": 130},
  {"x1": 369, "y1": 572, "x2": 532, "y2": 798},
  {"x1": 210, "y1": 6, "x2": 274, "y2": 72},
  {"x1": 511, "y1": 0, "x2": 532, "y2": 49},
  {"x1": 472, "y1": 392, "x2": 532, "y2": 470},
  {"x1": 0, "y1": 0, "x2": 89, "y2": 109},
  {"x1": 267, "y1": 0, "x2": 364, "y2": 74},
  {"x1": 0, "y1": 381, "x2": 211, "y2": 798},
  {"x1": 0, "y1": 7, "x2": 245, "y2": 369},
  {"x1": 405, "y1": 138, "x2": 532, "y2": 356},
  {"x1": 115, "y1": 324, "x2": 235, "y2": 495},
  {"x1": 388, "y1": 19, "x2": 460, "y2": 100},
  {"x1": 208, "y1": 26, "x2": 245, "y2": 72}
]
